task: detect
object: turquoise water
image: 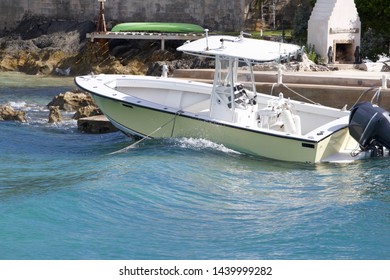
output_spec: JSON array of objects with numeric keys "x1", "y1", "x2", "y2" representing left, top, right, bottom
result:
[{"x1": 0, "y1": 73, "x2": 389, "y2": 260}]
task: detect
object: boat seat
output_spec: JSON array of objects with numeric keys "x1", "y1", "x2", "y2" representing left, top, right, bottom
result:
[
  {"x1": 257, "y1": 106, "x2": 302, "y2": 135},
  {"x1": 258, "y1": 108, "x2": 279, "y2": 129}
]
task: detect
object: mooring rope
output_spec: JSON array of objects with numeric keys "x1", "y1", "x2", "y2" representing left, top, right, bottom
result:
[
  {"x1": 109, "y1": 112, "x2": 181, "y2": 155},
  {"x1": 351, "y1": 87, "x2": 381, "y2": 108},
  {"x1": 269, "y1": 82, "x2": 319, "y2": 105},
  {"x1": 281, "y1": 83, "x2": 320, "y2": 105}
]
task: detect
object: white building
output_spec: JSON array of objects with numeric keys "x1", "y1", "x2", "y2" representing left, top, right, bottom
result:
[{"x1": 308, "y1": 0, "x2": 361, "y2": 64}]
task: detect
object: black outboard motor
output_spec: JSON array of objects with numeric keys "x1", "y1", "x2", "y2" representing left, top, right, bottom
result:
[{"x1": 349, "y1": 102, "x2": 390, "y2": 155}]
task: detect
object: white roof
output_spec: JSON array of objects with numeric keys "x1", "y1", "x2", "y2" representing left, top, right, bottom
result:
[{"x1": 177, "y1": 35, "x2": 302, "y2": 62}]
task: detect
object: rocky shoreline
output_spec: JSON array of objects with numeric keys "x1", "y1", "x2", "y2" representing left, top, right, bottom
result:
[
  {"x1": 0, "y1": 15, "x2": 214, "y2": 77},
  {"x1": 0, "y1": 15, "x2": 213, "y2": 132},
  {"x1": 2, "y1": 15, "x2": 389, "y2": 76}
]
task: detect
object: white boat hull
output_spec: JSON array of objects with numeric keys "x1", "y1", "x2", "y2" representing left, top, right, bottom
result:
[{"x1": 76, "y1": 74, "x2": 361, "y2": 163}]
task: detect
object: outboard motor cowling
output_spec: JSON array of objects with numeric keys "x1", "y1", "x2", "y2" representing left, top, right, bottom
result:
[{"x1": 349, "y1": 102, "x2": 390, "y2": 151}]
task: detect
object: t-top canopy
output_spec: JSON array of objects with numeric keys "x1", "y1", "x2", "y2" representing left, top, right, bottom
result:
[{"x1": 177, "y1": 35, "x2": 302, "y2": 63}]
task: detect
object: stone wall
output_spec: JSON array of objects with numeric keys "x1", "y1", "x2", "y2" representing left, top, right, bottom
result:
[{"x1": 0, "y1": 0, "x2": 249, "y2": 32}]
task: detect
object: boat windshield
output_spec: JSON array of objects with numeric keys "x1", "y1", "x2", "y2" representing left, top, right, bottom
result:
[
  {"x1": 214, "y1": 56, "x2": 237, "y2": 87},
  {"x1": 214, "y1": 56, "x2": 255, "y2": 90},
  {"x1": 210, "y1": 55, "x2": 257, "y2": 120}
]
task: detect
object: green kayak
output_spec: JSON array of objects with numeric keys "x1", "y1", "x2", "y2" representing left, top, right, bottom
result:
[{"x1": 111, "y1": 22, "x2": 205, "y2": 33}]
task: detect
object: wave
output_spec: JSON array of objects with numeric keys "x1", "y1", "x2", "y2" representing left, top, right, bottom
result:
[
  {"x1": 4, "y1": 101, "x2": 78, "y2": 132},
  {"x1": 110, "y1": 137, "x2": 242, "y2": 157},
  {"x1": 8, "y1": 101, "x2": 28, "y2": 109},
  {"x1": 170, "y1": 137, "x2": 241, "y2": 155},
  {"x1": 25, "y1": 119, "x2": 78, "y2": 133}
]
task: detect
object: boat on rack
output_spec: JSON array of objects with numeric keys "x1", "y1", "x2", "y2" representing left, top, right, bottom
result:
[
  {"x1": 75, "y1": 33, "x2": 390, "y2": 163},
  {"x1": 111, "y1": 22, "x2": 205, "y2": 34}
]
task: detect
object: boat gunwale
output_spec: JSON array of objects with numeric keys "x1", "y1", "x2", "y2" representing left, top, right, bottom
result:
[{"x1": 75, "y1": 76, "x2": 347, "y2": 144}]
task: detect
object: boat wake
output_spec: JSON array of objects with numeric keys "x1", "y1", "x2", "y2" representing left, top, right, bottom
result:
[
  {"x1": 169, "y1": 137, "x2": 241, "y2": 155},
  {"x1": 109, "y1": 137, "x2": 241, "y2": 156}
]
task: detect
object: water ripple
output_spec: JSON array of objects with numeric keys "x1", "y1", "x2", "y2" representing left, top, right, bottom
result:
[{"x1": 1, "y1": 85, "x2": 389, "y2": 259}]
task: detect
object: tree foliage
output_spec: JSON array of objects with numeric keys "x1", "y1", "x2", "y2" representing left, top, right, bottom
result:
[
  {"x1": 291, "y1": 1, "x2": 313, "y2": 45},
  {"x1": 355, "y1": 0, "x2": 390, "y2": 34},
  {"x1": 355, "y1": 0, "x2": 390, "y2": 59}
]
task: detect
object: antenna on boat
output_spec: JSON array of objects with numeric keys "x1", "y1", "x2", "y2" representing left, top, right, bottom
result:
[{"x1": 205, "y1": 29, "x2": 209, "y2": 50}]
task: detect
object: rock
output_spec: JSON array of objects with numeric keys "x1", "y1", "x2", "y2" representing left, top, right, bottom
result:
[
  {"x1": 46, "y1": 91, "x2": 114, "y2": 133},
  {"x1": 146, "y1": 57, "x2": 214, "y2": 76},
  {"x1": 0, "y1": 16, "x2": 95, "y2": 74},
  {"x1": 47, "y1": 91, "x2": 95, "y2": 111},
  {"x1": 46, "y1": 91, "x2": 116, "y2": 134},
  {"x1": 0, "y1": 105, "x2": 27, "y2": 122},
  {"x1": 77, "y1": 115, "x2": 118, "y2": 134},
  {"x1": 48, "y1": 106, "x2": 62, "y2": 123},
  {"x1": 0, "y1": 38, "x2": 39, "y2": 53},
  {"x1": 245, "y1": 53, "x2": 332, "y2": 73},
  {"x1": 72, "y1": 105, "x2": 102, "y2": 120},
  {"x1": 14, "y1": 14, "x2": 94, "y2": 47},
  {"x1": 359, "y1": 62, "x2": 385, "y2": 72},
  {"x1": 54, "y1": 66, "x2": 71, "y2": 76},
  {"x1": 383, "y1": 62, "x2": 390, "y2": 72}
]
